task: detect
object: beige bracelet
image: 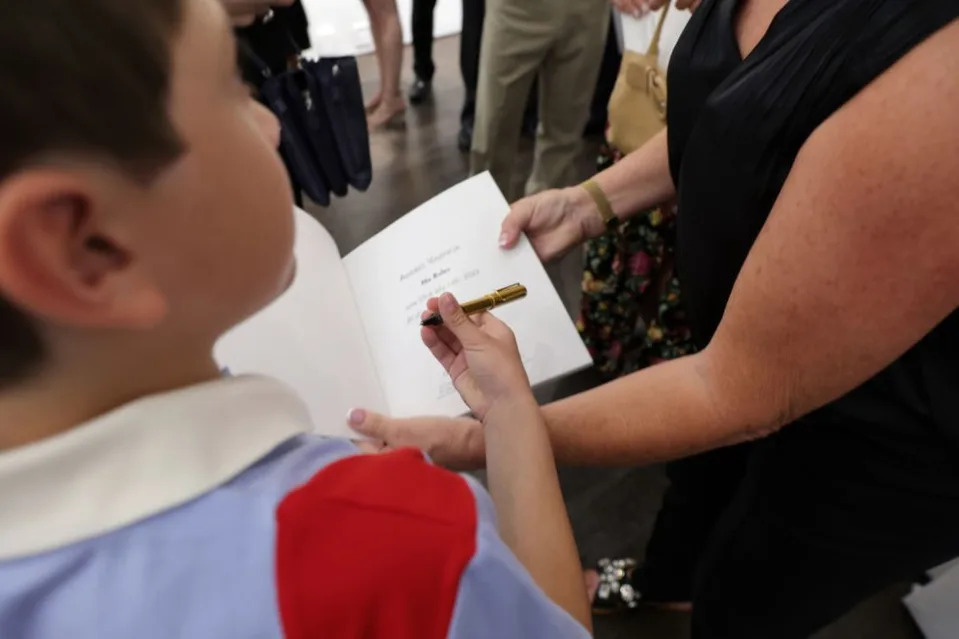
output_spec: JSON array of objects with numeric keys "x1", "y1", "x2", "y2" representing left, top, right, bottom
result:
[{"x1": 580, "y1": 179, "x2": 617, "y2": 228}]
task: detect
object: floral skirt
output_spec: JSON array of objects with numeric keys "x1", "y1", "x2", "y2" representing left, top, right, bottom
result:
[{"x1": 576, "y1": 144, "x2": 697, "y2": 378}]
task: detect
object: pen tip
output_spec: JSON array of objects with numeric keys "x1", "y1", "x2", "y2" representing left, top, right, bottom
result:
[{"x1": 421, "y1": 314, "x2": 442, "y2": 327}]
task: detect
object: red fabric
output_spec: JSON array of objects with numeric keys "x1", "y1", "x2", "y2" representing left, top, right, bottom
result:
[{"x1": 275, "y1": 448, "x2": 478, "y2": 639}]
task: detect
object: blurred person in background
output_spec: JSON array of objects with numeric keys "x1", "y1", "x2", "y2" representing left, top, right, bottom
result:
[
  {"x1": 363, "y1": 0, "x2": 407, "y2": 128},
  {"x1": 456, "y1": 0, "x2": 483, "y2": 150},
  {"x1": 231, "y1": 1, "x2": 311, "y2": 206},
  {"x1": 470, "y1": 0, "x2": 610, "y2": 200},
  {"x1": 410, "y1": 0, "x2": 536, "y2": 154},
  {"x1": 408, "y1": 0, "x2": 437, "y2": 104},
  {"x1": 234, "y1": 1, "x2": 310, "y2": 76}
]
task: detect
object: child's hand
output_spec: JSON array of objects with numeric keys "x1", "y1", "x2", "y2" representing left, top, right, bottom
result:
[{"x1": 421, "y1": 293, "x2": 533, "y2": 422}]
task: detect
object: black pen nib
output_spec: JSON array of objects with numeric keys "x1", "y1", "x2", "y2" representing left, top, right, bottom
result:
[{"x1": 421, "y1": 314, "x2": 443, "y2": 327}]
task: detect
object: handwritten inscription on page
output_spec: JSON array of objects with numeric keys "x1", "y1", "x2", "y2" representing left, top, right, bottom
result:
[{"x1": 344, "y1": 173, "x2": 591, "y2": 417}]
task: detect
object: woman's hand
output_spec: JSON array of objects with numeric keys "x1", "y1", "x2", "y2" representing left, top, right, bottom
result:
[
  {"x1": 421, "y1": 293, "x2": 534, "y2": 422},
  {"x1": 499, "y1": 186, "x2": 605, "y2": 262}
]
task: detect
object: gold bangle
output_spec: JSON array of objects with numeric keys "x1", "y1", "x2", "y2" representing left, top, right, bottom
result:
[{"x1": 580, "y1": 179, "x2": 617, "y2": 228}]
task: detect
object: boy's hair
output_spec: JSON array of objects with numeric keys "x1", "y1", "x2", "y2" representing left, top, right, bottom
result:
[{"x1": 0, "y1": 0, "x2": 184, "y2": 385}]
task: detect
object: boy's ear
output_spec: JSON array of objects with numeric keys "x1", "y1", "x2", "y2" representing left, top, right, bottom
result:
[{"x1": 0, "y1": 170, "x2": 167, "y2": 329}]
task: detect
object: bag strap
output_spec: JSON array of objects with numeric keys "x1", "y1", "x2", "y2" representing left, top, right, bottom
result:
[
  {"x1": 237, "y1": 37, "x2": 273, "y2": 79},
  {"x1": 646, "y1": 3, "x2": 671, "y2": 59}
]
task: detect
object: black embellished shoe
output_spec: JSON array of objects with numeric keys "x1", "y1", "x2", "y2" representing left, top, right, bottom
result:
[
  {"x1": 589, "y1": 558, "x2": 693, "y2": 614},
  {"x1": 592, "y1": 558, "x2": 641, "y2": 613}
]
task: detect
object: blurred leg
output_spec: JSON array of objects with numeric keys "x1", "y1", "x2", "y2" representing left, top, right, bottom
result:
[
  {"x1": 363, "y1": 0, "x2": 406, "y2": 127},
  {"x1": 526, "y1": 0, "x2": 608, "y2": 194},
  {"x1": 470, "y1": 0, "x2": 551, "y2": 200},
  {"x1": 362, "y1": 0, "x2": 386, "y2": 111},
  {"x1": 411, "y1": 0, "x2": 437, "y2": 81},
  {"x1": 459, "y1": 0, "x2": 485, "y2": 127}
]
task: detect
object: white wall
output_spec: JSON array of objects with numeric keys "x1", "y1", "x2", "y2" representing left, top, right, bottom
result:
[
  {"x1": 616, "y1": 8, "x2": 692, "y2": 67},
  {"x1": 301, "y1": 0, "x2": 463, "y2": 57}
]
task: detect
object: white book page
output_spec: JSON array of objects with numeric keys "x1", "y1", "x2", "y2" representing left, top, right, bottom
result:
[
  {"x1": 215, "y1": 208, "x2": 387, "y2": 438},
  {"x1": 343, "y1": 173, "x2": 592, "y2": 417}
]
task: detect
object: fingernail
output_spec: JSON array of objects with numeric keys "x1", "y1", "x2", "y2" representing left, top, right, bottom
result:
[
  {"x1": 347, "y1": 408, "x2": 366, "y2": 426},
  {"x1": 498, "y1": 232, "x2": 509, "y2": 247},
  {"x1": 440, "y1": 293, "x2": 456, "y2": 313}
]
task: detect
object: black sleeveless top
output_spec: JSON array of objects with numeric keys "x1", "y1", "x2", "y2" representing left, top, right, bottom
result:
[{"x1": 667, "y1": 0, "x2": 959, "y2": 443}]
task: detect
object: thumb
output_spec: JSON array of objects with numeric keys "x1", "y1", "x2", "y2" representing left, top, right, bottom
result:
[
  {"x1": 499, "y1": 199, "x2": 534, "y2": 250},
  {"x1": 438, "y1": 293, "x2": 485, "y2": 347},
  {"x1": 347, "y1": 407, "x2": 387, "y2": 440}
]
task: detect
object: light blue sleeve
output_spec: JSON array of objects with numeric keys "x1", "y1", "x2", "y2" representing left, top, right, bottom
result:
[{"x1": 446, "y1": 476, "x2": 591, "y2": 639}]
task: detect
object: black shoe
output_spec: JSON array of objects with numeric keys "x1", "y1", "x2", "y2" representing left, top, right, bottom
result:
[
  {"x1": 457, "y1": 122, "x2": 473, "y2": 153},
  {"x1": 408, "y1": 77, "x2": 431, "y2": 105}
]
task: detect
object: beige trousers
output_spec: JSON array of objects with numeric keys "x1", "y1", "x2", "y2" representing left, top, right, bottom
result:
[{"x1": 470, "y1": 0, "x2": 610, "y2": 201}]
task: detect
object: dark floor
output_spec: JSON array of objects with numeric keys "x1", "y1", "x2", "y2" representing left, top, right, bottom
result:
[{"x1": 303, "y1": 36, "x2": 922, "y2": 639}]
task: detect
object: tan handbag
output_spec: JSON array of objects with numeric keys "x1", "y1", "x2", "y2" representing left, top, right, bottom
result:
[{"x1": 607, "y1": 5, "x2": 670, "y2": 154}]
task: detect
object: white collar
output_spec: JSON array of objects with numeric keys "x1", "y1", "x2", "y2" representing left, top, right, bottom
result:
[{"x1": 0, "y1": 375, "x2": 312, "y2": 561}]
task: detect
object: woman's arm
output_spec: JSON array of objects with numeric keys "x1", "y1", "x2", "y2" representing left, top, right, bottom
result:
[
  {"x1": 351, "y1": 21, "x2": 959, "y2": 471},
  {"x1": 544, "y1": 20, "x2": 959, "y2": 465},
  {"x1": 572, "y1": 127, "x2": 676, "y2": 226}
]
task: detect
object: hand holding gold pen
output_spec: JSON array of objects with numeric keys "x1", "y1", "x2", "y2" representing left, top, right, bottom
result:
[
  {"x1": 420, "y1": 283, "x2": 528, "y2": 326},
  {"x1": 418, "y1": 286, "x2": 535, "y2": 421}
]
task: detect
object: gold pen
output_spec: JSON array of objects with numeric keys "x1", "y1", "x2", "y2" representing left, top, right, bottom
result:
[{"x1": 420, "y1": 283, "x2": 528, "y2": 326}]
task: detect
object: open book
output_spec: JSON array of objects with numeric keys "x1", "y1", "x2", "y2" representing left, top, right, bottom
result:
[{"x1": 215, "y1": 173, "x2": 591, "y2": 438}]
